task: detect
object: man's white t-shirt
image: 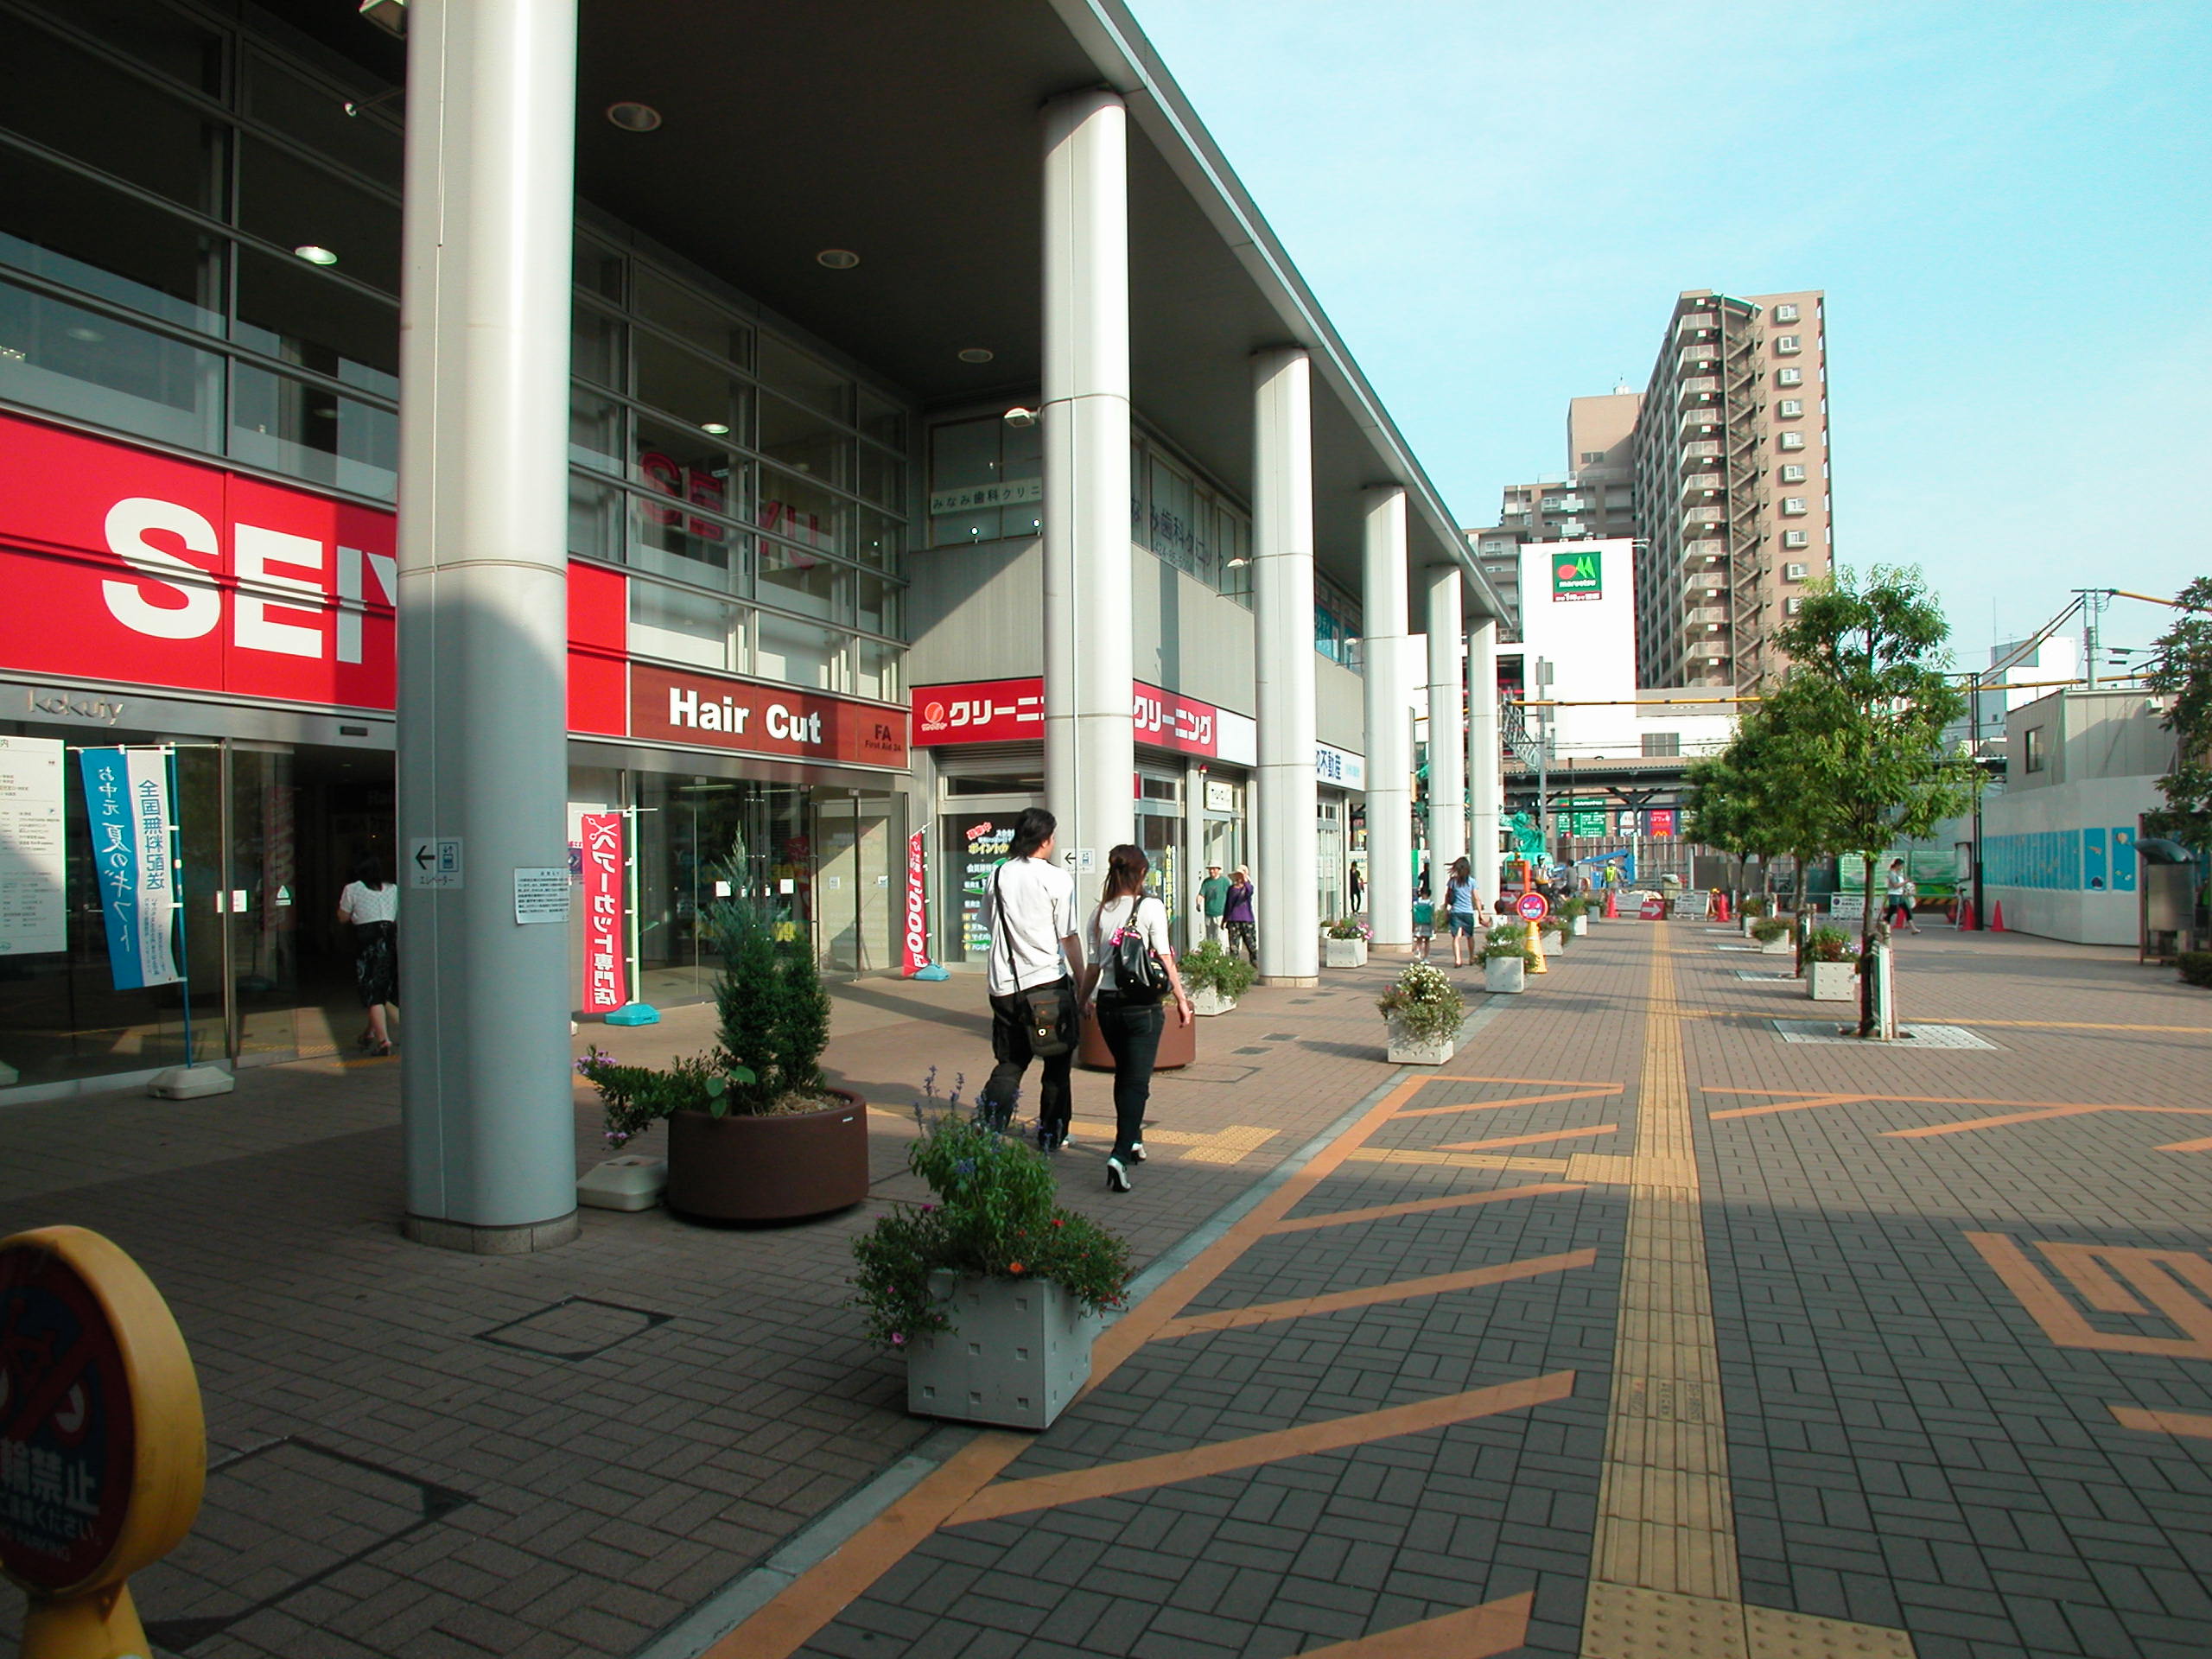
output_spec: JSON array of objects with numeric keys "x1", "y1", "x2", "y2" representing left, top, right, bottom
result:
[
  {"x1": 1086, "y1": 894, "x2": 1172, "y2": 995},
  {"x1": 981, "y1": 856, "x2": 1077, "y2": 996}
]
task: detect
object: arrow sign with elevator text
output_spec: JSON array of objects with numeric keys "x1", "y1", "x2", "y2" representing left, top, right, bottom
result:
[{"x1": 407, "y1": 837, "x2": 464, "y2": 889}]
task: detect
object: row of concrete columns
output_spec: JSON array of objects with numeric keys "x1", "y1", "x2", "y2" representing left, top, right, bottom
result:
[{"x1": 390, "y1": 14, "x2": 1503, "y2": 1246}]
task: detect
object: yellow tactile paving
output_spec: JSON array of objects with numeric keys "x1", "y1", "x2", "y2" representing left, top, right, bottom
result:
[{"x1": 1580, "y1": 927, "x2": 1917, "y2": 1658}]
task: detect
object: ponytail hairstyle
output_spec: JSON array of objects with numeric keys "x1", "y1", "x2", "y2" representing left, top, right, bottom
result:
[{"x1": 1100, "y1": 842, "x2": 1148, "y2": 905}]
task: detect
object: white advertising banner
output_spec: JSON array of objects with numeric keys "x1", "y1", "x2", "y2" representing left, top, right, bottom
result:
[{"x1": 0, "y1": 734, "x2": 67, "y2": 956}]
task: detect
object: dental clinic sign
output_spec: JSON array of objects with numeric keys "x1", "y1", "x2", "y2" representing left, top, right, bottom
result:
[{"x1": 0, "y1": 412, "x2": 397, "y2": 709}]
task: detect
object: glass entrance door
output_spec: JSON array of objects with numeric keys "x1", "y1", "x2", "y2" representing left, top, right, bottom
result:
[
  {"x1": 816, "y1": 791, "x2": 900, "y2": 975},
  {"x1": 226, "y1": 745, "x2": 302, "y2": 1063},
  {"x1": 1138, "y1": 811, "x2": 1181, "y2": 952}
]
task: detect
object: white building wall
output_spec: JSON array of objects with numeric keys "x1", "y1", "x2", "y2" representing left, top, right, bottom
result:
[
  {"x1": 1982, "y1": 777, "x2": 2160, "y2": 946},
  {"x1": 1507, "y1": 537, "x2": 1638, "y2": 761}
]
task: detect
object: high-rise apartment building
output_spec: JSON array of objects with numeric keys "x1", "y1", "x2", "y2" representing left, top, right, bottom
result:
[{"x1": 1631, "y1": 289, "x2": 1831, "y2": 690}]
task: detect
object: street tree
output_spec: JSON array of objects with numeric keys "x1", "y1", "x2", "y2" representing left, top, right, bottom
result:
[
  {"x1": 1770, "y1": 566, "x2": 1980, "y2": 1036},
  {"x1": 1685, "y1": 702, "x2": 1834, "y2": 906},
  {"x1": 2144, "y1": 575, "x2": 2212, "y2": 853}
]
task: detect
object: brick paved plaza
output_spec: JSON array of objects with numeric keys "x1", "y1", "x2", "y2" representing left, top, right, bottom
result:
[{"x1": 4, "y1": 918, "x2": 2211, "y2": 1658}]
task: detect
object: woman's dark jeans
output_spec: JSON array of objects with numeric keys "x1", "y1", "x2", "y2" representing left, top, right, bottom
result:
[{"x1": 1094, "y1": 994, "x2": 1165, "y2": 1161}]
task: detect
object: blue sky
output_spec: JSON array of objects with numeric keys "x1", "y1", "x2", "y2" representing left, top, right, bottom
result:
[{"x1": 1127, "y1": 2, "x2": 2212, "y2": 664}]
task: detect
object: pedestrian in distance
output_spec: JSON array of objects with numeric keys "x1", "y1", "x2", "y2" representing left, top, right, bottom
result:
[
  {"x1": 337, "y1": 854, "x2": 399, "y2": 1056},
  {"x1": 977, "y1": 807, "x2": 1085, "y2": 1147},
  {"x1": 1197, "y1": 861, "x2": 1230, "y2": 945},
  {"x1": 1883, "y1": 858, "x2": 1918, "y2": 935},
  {"x1": 1078, "y1": 844, "x2": 1192, "y2": 1192},
  {"x1": 1348, "y1": 862, "x2": 1364, "y2": 912},
  {"x1": 1223, "y1": 867, "x2": 1258, "y2": 965},
  {"x1": 1411, "y1": 887, "x2": 1435, "y2": 963},
  {"x1": 1443, "y1": 856, "x2": 1484, "y2": 968}
]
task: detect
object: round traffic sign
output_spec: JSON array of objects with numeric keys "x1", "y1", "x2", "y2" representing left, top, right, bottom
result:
[{"x1": 1515, "y1": 892, "x2": 1549, "y2": 922}]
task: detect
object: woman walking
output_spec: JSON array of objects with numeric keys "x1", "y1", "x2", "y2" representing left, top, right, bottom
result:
[
  {"x1": 1443, "y1": 856, "x2": 1484, "y2": 968},
  {"x1": 1223, "y1": 867, "x2": 1257, "y2": 966},
  {"x1": 338, "y1": 854, "x2": 399, "y2": 1055},
  {"x1": 1078, "y1": 845, "x2": 1192, "y2": 1193}
]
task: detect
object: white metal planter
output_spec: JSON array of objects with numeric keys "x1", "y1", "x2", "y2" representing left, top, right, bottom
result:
[
  {"x1": 1484, "y1": 956, "x2": 1527, "y2": 995},
  {"x1": 1570, "y1": 914, "x2": 1588, "y2": 937},
  {"x1": 1806, "y1": 960, "x2": 1856, "y2": 1001},
  {"x1": 1386, "y1": 1020, "x2": 1455, "y2": 1065},
  {"x1": 1325, "y1": 938, "x2": 1368, "y2": 969},
  {"x1": 1538, "y1": 931, "x2": 1563, "y2": 957},
  {"x1": 906, "y1": 1273, "x2": 1102, "y2": 1430},
  {"x1": 1756, "y1": 934, "x2": 1794, "y2": 955},
  {"x1": 1191, "y1": 986, "x2": 1238, "y2": 1017}
]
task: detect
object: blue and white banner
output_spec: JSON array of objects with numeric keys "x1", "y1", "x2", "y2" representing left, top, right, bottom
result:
[{"x1": 78, "y1": 747, "x2": 181, "y2": 990}]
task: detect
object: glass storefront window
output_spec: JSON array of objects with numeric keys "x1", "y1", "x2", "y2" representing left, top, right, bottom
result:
[
  {"x1": 631, "y1": 580, "x2": 741, "y2": 672},
  {"x1": 572, "y1": 303, "x2": 624, "y2": 390},
  {"x1": 637, "y1": 329, "x2": 752, "y2": 443},
  {"x1": 633, "y1": 414, "x2": 746, "y2": 580},
  {"x1": 856, "y1": 385, "x2": 905, "y2": 452},
  {"x1": 635, "y1": 266, "x2": 751, "y2": 369},
  {"x1": 759, "y1": 543, "x2": 846, "y2": 622},
  {"x1": 758, "y1": 334, "x2": 849, "y2": 422},
  {"x1": 1, "y1": 19, "x2": 228, "y2": 215},
  {"x1": 569, "y1": 473, "x2": 623, "y2": 563},
  {"x1": 237, "y1": 137, "x2": 401, "y2": 297},
  {"x1": 760, "y1": 467, "x2": 847, "y2": 560},
  {"x1": 852, "y1": 636, "x2": 900, "y2": 703},
  {"x1": 1149, "y1": 453, "x2": 1196, "y2": 572},
  {"x1": 20, "y1": 0, "x2": 225, "y2": 95},
  {"x1": 854, "y1": 509, "x2": 902, "y2": 569},
  {"x1": 755, "y1": 608, "x2": 844, "y2": 690},
  {"x1": 0, "y1": 277, "x2": 222, "y2": 452},
  {"x1": 569, "y1": 386, "x2": 626, "y2": 476},
  {"x1": 229, "y1": 362, "x2": 398, "y2": 500},
  {"x1": 575, "y1": 233, "x2": 625, "y2": 302},
  {"x1": 1, "y1": 156, "x2": 226, "y2": 334},
  {"x1": 242, "y1": 53, "x2": 403, "y2": 188},
  {"x1": 760, "y1": 390, "x2": 853, "y2": 490},
  {"x1": 855, "y1": 445, "x2": 904, "y2": 512},
  {"x1": 855, "y1": 575, "x2": 901, "y2": 639},
  {"x1": 928, "y1": 414, "x2": 1039, "y2": 545},
  {"x1": 232, "y1": 245, "x2": 398, "y2": 390}
]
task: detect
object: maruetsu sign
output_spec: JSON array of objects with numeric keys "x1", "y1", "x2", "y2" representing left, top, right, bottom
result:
[{"x1": 1552, "y1": 550, "x2": 1602, "y2": 602}]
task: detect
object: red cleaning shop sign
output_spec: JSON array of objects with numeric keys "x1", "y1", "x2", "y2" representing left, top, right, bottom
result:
[
  {"x1": 900, "y1": 830, "x2": 929, "y2": 976},
  {"x1": 580, "y1": 813, "x2": 626, "y2": 1014},
  {"x1": 913, "y1": 677, "x2": 1223, "y2": 756}
]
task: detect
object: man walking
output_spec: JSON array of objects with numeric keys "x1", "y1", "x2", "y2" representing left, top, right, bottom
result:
[
  {"x1": 979, "y1": 807, "x2": 1084, "y2": 1147},
  {"x1": 1197, "y1": 862, "x2": 1230, "y2": 945}
]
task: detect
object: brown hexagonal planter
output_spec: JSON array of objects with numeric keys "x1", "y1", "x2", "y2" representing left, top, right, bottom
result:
[
  {"x1": 1076, "y1": 1003, "x2": 1195, "y2": 1072},
  {"x1": 664, "y1": 1088, "x2": 868, "y2": 1223}
]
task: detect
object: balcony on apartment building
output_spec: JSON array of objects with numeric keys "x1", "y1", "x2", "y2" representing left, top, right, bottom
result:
[
  {"x1": 1681, "y1": 473, "x2": 1724, "y2": 499},
  {"x1": 1681, "y1": 441, "x2": 1722, "y2": 465},
  {"x1": 1677, "y1": 312, "x2": 1719, "y2": 336},
  {"x1": 1676, "y1": 377, "x2": 1720, "y2": 404}
]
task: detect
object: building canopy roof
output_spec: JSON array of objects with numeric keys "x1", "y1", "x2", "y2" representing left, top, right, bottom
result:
[{"x1": 274, "y1": 0, "x2": 1502, "y2": 620}]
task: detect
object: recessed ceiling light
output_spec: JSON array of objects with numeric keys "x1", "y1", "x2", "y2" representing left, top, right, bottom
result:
[
  {"x1": 294, "y1": 245, "x2": 339, "y2": 265},
  {"x1": 606, "y1": 102, "x2": 662, "y2": 132},
  {"x1": 816, "y1": 248, "x2": 861, "y2": 270},
  {"x1": 957, "y1": 347, "x2": 995, "y2": 364},
  {"x1": 700, "y1": 422, "x2": 730, "y2": 435},
  {"x1": 65, "y1": 326, "x2": 105, "y2": 343}
]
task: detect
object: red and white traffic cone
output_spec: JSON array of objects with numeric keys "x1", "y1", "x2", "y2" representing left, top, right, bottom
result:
[
  {"x1": 1602, "y1": 888, "x2": 1618, "y2": 920},
  {"x1": 1990, "y1": 901, "x2": 2005, "y2": 932}
]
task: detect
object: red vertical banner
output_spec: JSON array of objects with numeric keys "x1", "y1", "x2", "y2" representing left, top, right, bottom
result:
[
  {"x1": 901, "y1": 830, "x2": 929, "y2": 976},
  {"x1": 582, "y1": 812, "x2": 627, "y2": 1013}
]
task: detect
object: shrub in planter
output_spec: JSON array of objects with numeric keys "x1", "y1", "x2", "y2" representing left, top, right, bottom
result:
[
  {"x1": 1325, "y1": 916, "x2": 1370, "y2": 940},
  {"x1": 2178, "y1": 951, "x2": 2212, "y2": 989},
  {"x1": 1181, "y1": 940, "x2": 1255, "y2": 1013},
  {"x1": 851, "y1": 1093, "x2": 1132, "y2": 1427},
  {"x1": 1322, "y1": 916, "x2": 1370, "y2": 968},
  {"x1": 1482, "y1": 921, "x2": 1539, "y2": 966},
  {"x1": 1805, "y1": 926, "x2": 1853, "y2": 963},
  {"x1": 1377, "y1": 961, "x2": 1465, "y2": 1061},
  {"x1": 1749, "y1": 918, "x2": 1791, "y2": 944},
  {"x1": 577, "y1": 898, "x2": 861, "y2": 1220}
]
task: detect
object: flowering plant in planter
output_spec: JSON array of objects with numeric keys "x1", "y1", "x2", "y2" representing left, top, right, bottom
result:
[
  {"x1": 849, "y1": 1076, "x2": 1133, "y2": 1348},
  {"x1": 1181, "y1": 939, "x2": 1256, "y2": 999},
  {"x1": 1805, "y1": 925, "x2": 1854, "y2": 963},
  {"x1": 1325, "y1": 916, "x2": 1372, "y2": 940},
  {"x1": 1749, "y1": 917, "x2": 1792, "y2": 944},
  {"x1": 1375, "y1": 960, "x2": 1465, "y2": 1046},
  {"x1": 1481, "y1": 922, "x2": 1538, "y2": 965}
]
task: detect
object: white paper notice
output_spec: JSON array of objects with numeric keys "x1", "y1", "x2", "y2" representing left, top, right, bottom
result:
[
  {"x1": 514, "y1": 868, "x2": 571, "y2": 925},
  {"x1": 0, "y1": 735, "x2": 66, "y2": 956}
]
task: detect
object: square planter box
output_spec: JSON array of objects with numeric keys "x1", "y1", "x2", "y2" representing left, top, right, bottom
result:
[
  {"x1": 907, "y1": 1273, "x2": 1102, "y2": 1430},
  {"x1": 1756, "y1": 934, "x2": 1794, "y2": 955},
  {"x1": 1570, "y1": 914, "x2": 1588, "y2": 937},
  {"x1": 1484, "y1": 956, "x2": 1527, "y2": 994},
  {"x1": 1538, "y1": 931, "x2": 1563, "y2": 957},
  {"x1": 1807, "y1": 960, "x2": 1857, "y2": 1001},
  {"x1": 1191, "y1": 986, "x2": 1238, "y2": 1017},
  {"x1": 1386, "y1": 1021, "x2": 1455, "y2": 1065},
  {"x1": 1325, "y1": 938, "x2": 1369, "y2": 969}
]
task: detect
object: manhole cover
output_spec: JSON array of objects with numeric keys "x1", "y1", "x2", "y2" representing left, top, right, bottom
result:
[
  {"x1": 1770, "y1": 1020, "x2": 1997, "y2": 1049},
  {"x1": 476, "y1": 1295, "x2": 672, "y2": 1361}
]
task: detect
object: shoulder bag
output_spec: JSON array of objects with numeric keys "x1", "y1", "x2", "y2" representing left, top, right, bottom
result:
[{"x1": 1108, "y1": 896, "x2": 1171, "y2": 999}]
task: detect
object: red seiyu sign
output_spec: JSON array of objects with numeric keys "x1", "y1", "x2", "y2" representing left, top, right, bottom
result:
[
  {"x1": 580, "y1": 813, "x2": 626, "y2": 1014},
  {"x1": 0, "y1": 413, "x2": 397, "y2": 709},
  {"x1": 901, "y1": 830, "x2": 929, "y2": 976}
]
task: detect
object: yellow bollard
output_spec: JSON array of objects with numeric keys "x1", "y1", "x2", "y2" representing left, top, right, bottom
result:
[
  {"x1": 1526, "y1": 918, "x2": 1547, "y2": 974},
  {"x1": 2, "y1": 1226, "x2": 205, "y2": 1659}
]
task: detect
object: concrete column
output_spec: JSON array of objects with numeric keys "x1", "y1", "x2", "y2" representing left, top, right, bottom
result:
[
  {"x1": 1423, "y1": 565, "x2": 1466, "y2": 891},
  {"x1": 1253, "y1": 347, "x2": 1318, "y2": 985},
  {"x1": 1467, "y1": 617, "x2": 1503, "y2": 901},
  {"x1": 395, "y1": 0, "x2": 580, "y2": 1252},
  {"x1": 1361, "y1": 488, "x2": 1413, "y2": 947},
  {"x1": 1041, "y1": 91, "x2": 1133, "y2": 887}
]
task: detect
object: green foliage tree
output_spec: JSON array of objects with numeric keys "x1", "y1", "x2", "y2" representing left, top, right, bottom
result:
[
  {"x1": 1684, "y1": 702, "x2": 1835, "y2": 904},
  {"x1": 771, "y1": 925, "x2": 832, "y2": 1097},
  {"x1": 2144, "y1": 576, "x2": 2212, "y2": 854},
  {"x1": 709, "y1": 899, "x2": 784, "y2": 1111},
  {"x1": 1769, "y1": 566, "x2": 1980, "y2": 1034}
]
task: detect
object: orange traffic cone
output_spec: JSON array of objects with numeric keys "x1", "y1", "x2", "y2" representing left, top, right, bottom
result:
[
  {"x1": 1603, "y1": 888, "x2": 1618, "y2": 919},
  {"x1": 1990, "y1": 901, "x2": 2005, "y2": 932},
  {"x1": 1713, "y1": 892, "x2": 1732, "y2": 923},
  {"x1": 1955, "y1": 899, "x2": 1975, "y2": 931}
]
